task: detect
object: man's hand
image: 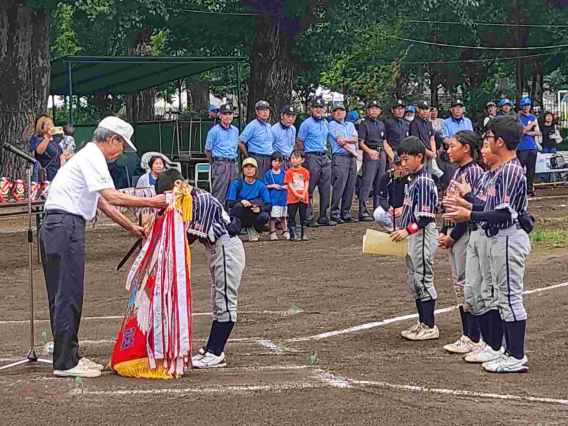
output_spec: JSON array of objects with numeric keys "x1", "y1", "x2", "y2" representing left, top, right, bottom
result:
[
  {"x1": 241, "y1": 200, "x2": 251, "y2": 208},
  {"x1": 337, "y1": 137, "x2": 346, "y2": 146},
  {"x1": 438, "y1": 234, "x2": 455, "y2": 249},
  {"x1": 442, "y1": 206, "x2": 471, "y2": 223},
  {"x1": 426, "y1": 150, "x2": 436, "y2": 159},
  {"x1": 369, "y1": 149, "x2": 380, "y2": 160},
  {"x1": 152, "y1": 194, "x2": 168, "y2": 209},
  {"x1": 394, "y1": 207, "x2": 403, "y2": 217},
  {"x1": 130, "y1": 225, "x2": 146, "y2": 239},
  {"x1": 390, "y1": 229, "x2": 409, "y2": 242}
]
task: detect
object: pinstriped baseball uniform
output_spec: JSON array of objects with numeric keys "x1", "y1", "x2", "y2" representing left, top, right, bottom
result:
[
  {"x1": 464, "y1": 170, "x2": 497, "y2": 315},
  {"x1": 400, "y1": 168, "x2": 438, "y2": 302},
  {"x1": 483, "y1": 158, "x2": 530, "y2": 322},
  {"x1": 444, "y1": 161, "x2": 483, "y2": 307}
]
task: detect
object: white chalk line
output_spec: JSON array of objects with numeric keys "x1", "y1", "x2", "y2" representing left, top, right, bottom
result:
[
  {"x1": 0, "y1": 310, "x2": 294, "y2": 325},
  {"x1": 318, "y1": 372, "x2": 568, "y2": 407}
]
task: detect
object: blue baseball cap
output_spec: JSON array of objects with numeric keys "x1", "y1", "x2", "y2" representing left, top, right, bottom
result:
[
  {"x1": 499, "y1": 98, "x2": 512, "y2": 107},
  {"x1": 520, "y1": 97, "x2": 532, "y2": 106},
  {"x1": 405, "y1": 106, "x2": 416, "y2": 113},
  {"x1": 347, "y1": 111, "x2": 359, "y2": 122},
  {"x1": 209, "y1": 105, "x2": 220, "y2": 112}
]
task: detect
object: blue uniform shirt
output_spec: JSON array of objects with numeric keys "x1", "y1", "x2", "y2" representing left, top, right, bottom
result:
[
  {"x1": 238, "y1": 119, "x2": 274, "y2": 155},
  {"x1": 297, "y1": 116, "x2": 329, "y2": 153},
  {"x1": 518, "y1": 113, "x2": 538, "y2": 151},
  {"x1": 263, "y1": 169, "x2": 288, "y2": 207},
  {"x1": 328, "y1": 120, "x2": 358, "y2": 155},
  {"x1": 399, "y1": 168, "x2": 438, "y2": 229},
  {"x1": 271, "y1": 123, "x2": 296, "y2": 157},
  {"x1": 441, "y1": 116, "x2": 474, "y2": 139},
  {"x1": 205, "y1": 123, "x2": 239, "y2": 159},
  {"x1": 226, "y1": 179, "x2": 271, "y2": 204}
]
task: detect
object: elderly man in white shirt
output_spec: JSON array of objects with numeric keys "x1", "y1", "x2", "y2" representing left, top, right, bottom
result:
[{"x1": 41, "y1": 117, "x2": 167, "y2": 378}]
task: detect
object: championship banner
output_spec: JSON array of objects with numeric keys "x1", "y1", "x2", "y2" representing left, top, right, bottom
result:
[{"x1": 109, "y1": 181, "x2": 193, "y2": 379}]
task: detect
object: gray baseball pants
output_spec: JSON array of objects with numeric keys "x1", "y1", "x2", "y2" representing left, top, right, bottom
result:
[
  {"x1": 250, "y1": 154, "x2": 271, "y2": 181},
  {"x1": 330, "y1": 154, "x2": 357, "y2": 221},
  {"x1": 447, "y1": 228, "x2": 469, "y2": 308},
  {"x1": 212, "y1": 160, "x2": 238, "y2": 206},
  {"x1": 359, "y1": 150, "x2": 387, "y2": 218},
  {"x1": 406, "y1": 222, "x2": 438, "y2": 301},
  {"x1": 304, "y1": 153, "x2": 331, "y2": 223},
  {"x1": 465, "y1": 229, "x2": 498, "y2": 315},
  {"x1": 204, "y1": 233, "x2": 246, "y2": 323},
  {"x1": 487, "y1": 226, "x2": 531, "y2": 322}
]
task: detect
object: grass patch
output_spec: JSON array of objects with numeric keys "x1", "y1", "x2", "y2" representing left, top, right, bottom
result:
[{"x1": 530, "y1": 230, "x2": 568, "y2": 247}]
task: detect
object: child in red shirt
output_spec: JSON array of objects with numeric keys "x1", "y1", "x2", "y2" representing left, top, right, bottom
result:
[{"x1": 284, "y1": 150, "x2": 310, "y2": 242}]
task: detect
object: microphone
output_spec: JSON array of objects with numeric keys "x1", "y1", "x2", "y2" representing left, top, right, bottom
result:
[{"x1": 1, "y1": 142, "x2": 37, "y2": 164}]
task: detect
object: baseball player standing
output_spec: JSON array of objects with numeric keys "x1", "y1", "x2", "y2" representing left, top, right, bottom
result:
[
  {"x1": 444, "y1": 115, "x2": 532, "y2": 373},
  {"x1": 390, "y1": 136, "x2": 439, "y2": 341}
]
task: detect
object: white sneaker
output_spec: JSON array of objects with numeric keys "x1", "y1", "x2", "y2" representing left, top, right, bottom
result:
[
  {"x1": 483, "y1": 354, "x2": 529, "y2": 373},
  {"x1": 191, "y1": 346, "x2": 207, "y2": 364},
  {"x1": 443, "y1": 335, "x2": 483, "y2": 354},
  {"x1": 282, "y1": 231, "x2": 290, "y2": 240},
  {"x1": 401, "y1": 322, "x2": 421, "y2": 338},
  {"x1": 54, "y1": 359, "x2": 102, "y2": 378},
  {"x1": 407, "y1": 324, "x2": 439, "y2": 341},
  {"x1": 192, "y1": 351, "x2": 226, "y2": 369},
  {"x1": 269, "y1": 232, "x2": 278, "y2": 241},
  {"x1": 80, "y1": 357, "x2": 104, "y2": 371},
  {"x1": 464, "y1": 345, "x2": 503, "y2": 364},
  {"x1": 247, "y1": 228, "x2": 259, "y2": 242}
]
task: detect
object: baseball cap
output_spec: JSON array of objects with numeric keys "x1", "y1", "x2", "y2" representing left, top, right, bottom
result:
[
  {"x1": 219, "y1": 104, "x2": 233, "y2": 114},
  {"x1": 451, "y1": 99, "x2": 465, "y2": 107},
  {"x1": 392, "y1": 99, "x2": 405, "y2": 109},
  {"x1": 311, "y1": 98, "x2": 325, "y2": 108},
  {"x1": 405, "y1": 106, "x2": 416, "y2": 113},
  {"x1": 367, "y1": 100, "x2": 382, "y2": 109},
  {"x1": 499, "y1": 98, "x2": 512, "y2": 107},
  {"x1": 417, "y1": 100, "x2": 430, "y2": 109},
  {"x1": 209, "y1": 105, "x2": 220, "y2": 112},
  {"x1": 282, "y1": 105, "x2": 297, "y2": 115},
  {"x1": 255, "y1": 100, "x2": 270, "y2": 110},
  {"x1": 393, "y1": 153, "x2": 402, "y2": 164},
  {"x1": 486, "y1": 101, "x2": 497, "y2": 108},
  {"x1": 332, "y1": 103, "x2": 346, "y2": 112},
  {"x1": 97, "y1": 116, "x2": 136, "y2": 152},
  {"x1": 242, "y1": 157, "x2": 258, "y2": 168},
  {"x1": 347, "y1": 111, "x2": 359, "y2": 122},
  {"x1": 520, "y1": 97, "x2": 532, "y2": 106}
]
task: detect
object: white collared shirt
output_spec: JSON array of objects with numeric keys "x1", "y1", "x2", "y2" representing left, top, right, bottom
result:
[{"x1": 45, "y1": 142, "x2": 115, "y2": 220}]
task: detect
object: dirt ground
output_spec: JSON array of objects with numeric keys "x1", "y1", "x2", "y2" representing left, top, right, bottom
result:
[{"x1": 1, "y1": 193, "x2": 568, "y2": 426}]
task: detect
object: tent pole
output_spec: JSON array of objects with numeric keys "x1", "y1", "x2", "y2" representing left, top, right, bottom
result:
[
  {"x1": 68, "y1": 62, "x2": 73, "y2": 124},
  {"x1": 236, "y1": 63, "x2": 242, "y2": 132}
]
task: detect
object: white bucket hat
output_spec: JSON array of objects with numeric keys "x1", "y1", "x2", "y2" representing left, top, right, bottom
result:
[{"x1": 97, "y1": 116, "x2": 136, "y2": 152}]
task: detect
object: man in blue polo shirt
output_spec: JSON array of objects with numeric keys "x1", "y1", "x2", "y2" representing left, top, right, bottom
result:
[
  {"x1": 297, "y1": 98, "x2": 335, "y2": 227},
  {"x1": 271, "y1": 105, "x2": 297, "y2": 169},
  {"x1": 517, "y1": 97, "x2": 540, "y2": 197},
  {"x1": 329, "y1": 103, "x2": 359, "y2": 223},
  {"x1": 205, "y1": 104, "x2": 240, "y2": 206},
  {"x1": 238, "y1": 100, "x2": 274, "y2": 178}
]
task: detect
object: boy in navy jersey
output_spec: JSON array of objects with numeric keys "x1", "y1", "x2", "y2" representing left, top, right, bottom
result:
[
  {"x1": 391, "y1": 136, "x2": 439, "y2": 341},
  {"x1": 444, "y1": 115, "x2": 531, "y2": 373}
]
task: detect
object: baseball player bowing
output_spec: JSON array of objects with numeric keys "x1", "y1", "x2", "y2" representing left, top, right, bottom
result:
[
  {"x1": 390, "y1": 137, "x2": 439, "y2": 341},
  {"x1": 444, "y1": 115, "x2": 533, "y2": 373},
  {"x1": 155, "y1": 169, "x2": 246, "y2": 369},
  {"x1": 439, "y1": 131, "x2": 484, "y2": 355}
]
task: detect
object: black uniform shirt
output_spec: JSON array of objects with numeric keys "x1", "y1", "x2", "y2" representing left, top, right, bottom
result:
[
  {"x1": 409, "y1": 116, "x2": 434, "y2": 150},
  {"x1": 358, "y1": 118, "x2": 386, "y2": 149},
  {"x1": 385, "y1": 117, "x2": 409, "y2": 150},
  {"x1": 378, "y1": 173, "x2": 408, "y2": 211}
]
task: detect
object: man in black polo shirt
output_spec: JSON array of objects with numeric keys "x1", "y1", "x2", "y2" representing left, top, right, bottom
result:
[
  {"x1": 409, "y1": 100, "x2": 443, "y2": 179},
  {"x1": 384, "y1": 100, "x2": 409, "y2": 162},
  {"x1": 358, "y1": 100, "x2": 387, "y2": 221}
]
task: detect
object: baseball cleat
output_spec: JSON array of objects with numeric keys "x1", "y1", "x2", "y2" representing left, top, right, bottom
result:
[
  {"x1": 80, "y1": 357, "x2": 105, "y2": 371},
  {"x1": 406, "y1": 324, "x2": 439, "y2": 341},
  {"x1": 464, "y1": 345, "x2": 504, "y2": 364},
  {"x1": 443, "y1": 335, "x2": 483, "y2": 354},
  {"x1": 483, "y1": 354, "x2": 529, "y2": 373},
  {"x1": 192, "y1": 351, "x2": 227, "y2": 369},
  {"x1": 54, "y1": 359, "x2": 102, "y2": 378},
  {"x1": 401, "y1": 322, "x2": 421, "y2": 338},
  {"x1": 191, "y1": 346, "x2": 207, "y2": 364}
]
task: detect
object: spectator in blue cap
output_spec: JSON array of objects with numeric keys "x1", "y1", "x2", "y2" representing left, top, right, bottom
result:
[
  {"x1": 404, "y1": 106, "x2": 416, "y2": 124},
  {"x1": 498, "y1": 98, "x2": 516, "y2": 117},
  {"x1": 209, "y1": 105, "x2": 220, "y2": 119},
  {"x1": 517, "y1": 97, "x2": 540, "y2": 197}
]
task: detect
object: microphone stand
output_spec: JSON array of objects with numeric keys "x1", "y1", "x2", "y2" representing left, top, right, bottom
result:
[{"x1": 0, "y1": 145, "x2": 52, "y2": 371}]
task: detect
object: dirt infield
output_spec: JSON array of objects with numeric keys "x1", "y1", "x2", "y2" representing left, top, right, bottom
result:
[{"x1": 1, "y1": 196, "x2": 567, "y2": 426}]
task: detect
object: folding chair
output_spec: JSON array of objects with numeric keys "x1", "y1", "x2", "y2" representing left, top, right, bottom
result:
[{"x1": 195, "y1": 163, "x2": 212, "y2": 192}]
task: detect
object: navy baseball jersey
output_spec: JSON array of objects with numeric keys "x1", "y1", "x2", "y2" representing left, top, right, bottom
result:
[
  {"x1": 443, "y1": 161, "x2": 484, "y2": 228},
  {"x1": 470, "y1": 170, "x2": 496, "y2": 225},
  {"x1": 483, "y1": 158, "x2": 527, "y2": 231},
  {"x1": 400, "y1": 168, "x2": 438, "y2": 229}
]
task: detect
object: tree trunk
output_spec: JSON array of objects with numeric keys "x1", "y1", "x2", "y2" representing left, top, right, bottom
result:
[
  {"x1": 246, "y1": 18, "x2": 297, "y2": 122},
  {"x1": 0, "y1": 2, "x2": 50, "y2": 179},
  {"x1": 530, "y1": 64, "x2": 538, "y2": 106},
  {"x1": 187, "y1": 80, "x2": 209, "y2": 113}
]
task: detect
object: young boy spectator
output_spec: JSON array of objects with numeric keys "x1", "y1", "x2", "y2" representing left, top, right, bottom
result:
[
  {"x1": 438, "y1": 131, "x2": 484, "y2": 355},
  {"x1": 155, "y1": 169, "x2": 245, "y2": 369},
  {"x1": 285, "y1": 150, "x2": 310, "y2": 241},
  {"x1": 225, "y1": 158, "x2": 272, "y2": 242},
  {"x1": 444, "y1": 115, "x2": 532, "y2": 373},
  {"x1": 390, "y1": 136, "x2": 439, "y2": 341},
  {"x1": 373, "y1": 154, "x2": 408, "y2": 233},
  {"x1": 263, "y1": 152, "x2": 290, "y2": 240},
  {"x1": 60, "y1": 124, "x2": 76, "y2": 161}
]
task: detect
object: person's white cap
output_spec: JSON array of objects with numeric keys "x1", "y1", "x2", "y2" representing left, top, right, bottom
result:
[{"x1": 97, "y1": 116, "x2": 136, "y2": 152}]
